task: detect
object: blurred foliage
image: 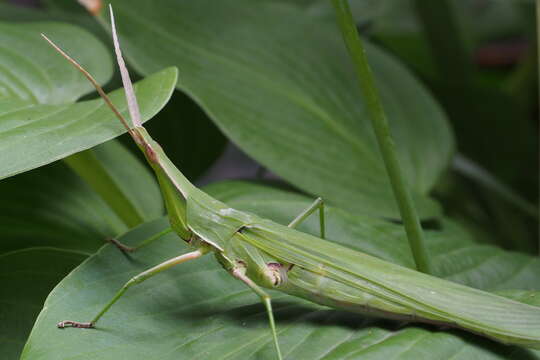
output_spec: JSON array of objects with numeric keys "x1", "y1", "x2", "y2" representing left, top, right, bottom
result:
[
  {"x1": 0, "y1": 0, "x2": 537, "y2": 359},
  {"x1": 368, "y1": 0, "x2": 538, "y2": 251}
]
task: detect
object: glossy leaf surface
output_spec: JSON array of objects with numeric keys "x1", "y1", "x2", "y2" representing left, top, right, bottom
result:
[
  {"x1": 23, "y1": 182, "x2": 540, "y2": 359},
  {"x1": 0, "y1": 139, "x2": 163, "y2": 359},
  {"x1": 0, "y1": 162, "x2": 123, "y2": 254},
  {"x1": 98, "y1": 0, "x2": 453, "y2": 218},
  {"x1": 0, "y1": 248, "x2": 87, "y2": 359},
  {"x1": 0, "y1": 21, "x2": 178, "y2": 179}
]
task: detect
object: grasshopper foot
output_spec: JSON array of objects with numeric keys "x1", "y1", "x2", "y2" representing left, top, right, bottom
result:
[
  {"x1": 107, "y1": 238, "x2": 136, "y2": 253},
  {"x1": 57, "y1": 320, "x2": 94, "y2": 329}
]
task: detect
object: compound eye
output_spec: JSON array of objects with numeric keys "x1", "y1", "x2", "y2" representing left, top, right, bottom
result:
[{"x1": 267, "y1": 262, "x2": 287, "y2": 286}]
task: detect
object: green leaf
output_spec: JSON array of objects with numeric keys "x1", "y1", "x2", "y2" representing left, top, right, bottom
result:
[
  {"x1": 0, "y1": 21, "x2": 111, "y2": 103},
  {"x1": 0, "y1": 3, "x2": 81, "y2": 22},
  {"x1": 0, "y1": 2, "x2": 112, "y2": 58},
  {"x1": 0, "y1": 20, "x2": 178, "y2": 180},
  {"x1": 275, "y1": 0, "x2": 391, "y2": 24},
  {"x1": 0, "y1": 247, "x2": 87, "y2": 360},
  {"x1": 0, "y1": 138, "x2": 162, "y2": 359},
  {"x1": 99, "y1": 0, "x2": 453, "y2": 218},
  {"x1": 23, "y1": 182, "x2": 540, "y2": 359},
  {"x1": 0, "y1": 161, "x2": 125, "y2": 255},
  {"x1": 42, "y1": 0, "x2": 88, "y2": 13},
  {"x1": 64, "y1": 139, "x2": 164, "y2": 228},
  {"x1": 120, "y1": 90, "x2": 227, "y2": 181},
  {"x1": 0, "y1": 67, "x2": 177, "y2": 180},
  {"x1": 495, "y1": 290, "x2": 540, "y2": 307}
]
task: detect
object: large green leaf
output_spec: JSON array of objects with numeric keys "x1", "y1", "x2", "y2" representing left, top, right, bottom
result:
[
  {"x1": 98, "y1": 0, "x2": 453, "y2": 218},
  {"x1": 0, "y1": 138, "x2": 163, "y2": 359},
  {"x1": 120, "y1": 90, "x2": 227, "y2": 181},
  {"x1": 0, "y1": 161, "x2": 125, "y2": 255},
  {"x1": 23, "y1": 182, "x2": 540, "y2": 359},
  {"x1": 64, "y1": 139, "x2": 164, "y2": 228},
  {"x1": 275, "y1": 0, "x2": 392, "y2": 24},
  {"x1": 495, "y1": 290, "x2": 540, "y2": 307},
  {"x1": 0, "y1": 66, "x2": 177, "y2": 180},
  {"x1": 0, "y1": 1, "x2": 110, "y2": 55},
  {"x1": 0, "y1": 247, "x2": 87, "y2": 359},
  {"x1": 0, "y1": 5, "x2": 225, "y2": 181},
  {"x1": 0, "y1": 159, "x2": 117, "y2": 359},
  {"x1": 0, "y1": 21, "x2": 178, "y2": 180},
  {"x1": 0, "y1": 21, "x2": 111, "y2": 104}
]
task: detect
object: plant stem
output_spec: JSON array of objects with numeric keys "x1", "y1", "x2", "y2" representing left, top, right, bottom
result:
[
  {"x1": 413, "y1": 0, "x2": 473, "y2": 85},
  {"x1": 331, "y1": 0, "x2": 432, "y2": 274}
]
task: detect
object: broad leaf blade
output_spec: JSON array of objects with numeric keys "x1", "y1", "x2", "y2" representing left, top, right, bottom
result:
[
  {"x1": 23, "y1": 183, "x2": 540, "y2": 359},
  {"x1": 64, "y1": 139, "x2": 164, "y2": 227},
  {"x1": 0, "y1": 140, "x2": 163, "y2": 359},
  {"x1": 86, "y1": 140, "x2": 164, "y2": 222},
  {"x1": 0, "y1": 66, "x2": 177, "y2": 180},
  {"x1": 276, "y1": 0, "x2": 391, "y2": 24},
  {"x1": 0, "y1": 247, "x2": 87, "y2": 359},
  {"x1": 0, "y1": 21, "x2": 178, "y2": 179},
  {"x1": 98, "y1": 0, "x2": 453, "y2": 218},
  {"x1": 0, "y1": 161, "x2": 125, "y2": 255},
  {"x1": 120, "y1": 90, "x2": 227, "y2": 181},
  {"x1": 495, "y1": 290, "x2": 540, "y2": 307},
  {"x1": 0, "y1": 21, "x2": 111, "y2": 104}
]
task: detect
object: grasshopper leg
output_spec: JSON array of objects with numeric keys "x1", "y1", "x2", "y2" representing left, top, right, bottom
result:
[
  {"x1": 286, "y1": 197, "x2": 325, "y2": 271},
  {"x1": 57, "y1": 248, "x2": 205, "y2": 329},
  {"x1": 107, "y1": 227, "x2": 174, "y2": 254},
  {"x1": 107, "y1": 237, "x2": 136, "y2": 252},
  {"x1": 288, "y1": 197, "x2": 325, "y2": 239},
  {"x1": 231, "y1": 268, "x2": 283, "y2": 360}
]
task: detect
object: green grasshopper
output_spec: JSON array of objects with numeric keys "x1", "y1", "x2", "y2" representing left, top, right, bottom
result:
[{"x1": 42, "y1": 6, "x2": 540, "y2": 359}]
